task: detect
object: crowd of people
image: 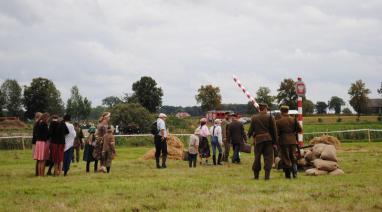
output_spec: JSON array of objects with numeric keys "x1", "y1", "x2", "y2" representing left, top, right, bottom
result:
[
  {"x1": 31, "y1": 103, "x2": 301, "y2": 181},
  {"x1": 32, "y1": 112, "x2": 116, "y2": 176}
]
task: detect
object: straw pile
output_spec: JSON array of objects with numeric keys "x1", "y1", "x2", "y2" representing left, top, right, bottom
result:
[
  {"x1": 142, "y1": 135, "x2": 185, "y2": 160},
  {"x1": 309, "y1": 135, "x2": 341, "y2": 149}
]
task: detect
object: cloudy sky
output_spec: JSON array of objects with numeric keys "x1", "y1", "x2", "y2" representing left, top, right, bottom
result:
[{"x1": 0, "y1": 0, "x2": 381, "y2": 108}]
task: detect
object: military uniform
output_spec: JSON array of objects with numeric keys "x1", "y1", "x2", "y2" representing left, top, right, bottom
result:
[
  {"x1": 276, "y1": 108, "x2": 302, "y2": 178},
  {"x1": 227, "y1": 119, "x2": 247, "y2": 163},
  {"x1": 248, "y1": 105, "x2": 278, "y2": 180},
  {"x1": 102, "y1": 129, "x2": 116, "y2": 173},
  {"x1": 221, "y1": 118, "x2": 231, "y2": 162}
]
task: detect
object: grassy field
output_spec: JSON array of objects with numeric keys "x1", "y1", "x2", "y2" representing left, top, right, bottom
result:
[{"x1": 0, "y1": 143, "x2": 382, "y2": 211}]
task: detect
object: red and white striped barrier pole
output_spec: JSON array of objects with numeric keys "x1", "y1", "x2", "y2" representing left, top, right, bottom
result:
[
  {"x1": 233, "y1": 75, "x2": 259, "y2": 111},
  {"x1": 296, "y1": 77, "x2": 305, "y2": 147}
]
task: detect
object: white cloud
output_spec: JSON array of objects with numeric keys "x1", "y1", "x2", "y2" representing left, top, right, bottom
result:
[{"x1": 0, "y1": 0, "x2": 381, "y2": 107}]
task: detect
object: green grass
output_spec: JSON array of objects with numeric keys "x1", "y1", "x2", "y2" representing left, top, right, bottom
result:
[{"x1": 1, "y1": 143, "x2": 382, "y2": 211}]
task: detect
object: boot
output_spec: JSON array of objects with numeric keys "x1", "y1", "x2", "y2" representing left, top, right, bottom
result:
[
  {"x1": 265, "y1": 170, "x2": 271, "y2": 180},
  {"x1": 155, "y1": 157, "x2": 161, "y2": 169},
  {"x1": 284, "y1": 169, "x2": 291, "y2": 179},
  {"x1": 292, "y1": 164, "x2": 298, "y2": 178},
  {"x1": 161, "y1": 155, "x2": 167, "y2": 168},
  {"x1": 213, "y1": 155, "x2": 217, "y2": 165},
  {"x1": 217, "y1": 153, "x2": 222, "y2": 165},
  {"x1": 254, "y1": 171, "x2": 259, "y2": 180}
]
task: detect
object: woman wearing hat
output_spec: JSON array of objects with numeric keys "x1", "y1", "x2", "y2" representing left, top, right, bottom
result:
[
  {"x1": 83, "y1": 125, "x2": 98, "y2": 173},
  {"x1": 198, "y1": 118, "x2": 211, "y2": 165},
  {"x1": 93, "y1": 112, "x2": 111, "y2": 172}
]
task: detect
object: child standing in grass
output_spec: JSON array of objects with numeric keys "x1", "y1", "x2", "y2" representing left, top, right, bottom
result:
[
  {"x1": 102, "y1": 126, "x2": 116, "y2": 173},
  {"x1": 188, "y1": 129, "x2": 200, "y2": 168}
]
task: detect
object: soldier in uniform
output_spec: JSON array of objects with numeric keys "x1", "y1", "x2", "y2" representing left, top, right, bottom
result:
[
  {"x1": 276, "y1": 105, "x2": 302, "y2": 179},
  {"x1": 248, "y1": 103, "x2": 278, "y2": 180},
  {"x1": 221, "y1": 112, "x2": 231, "y2": 162}
]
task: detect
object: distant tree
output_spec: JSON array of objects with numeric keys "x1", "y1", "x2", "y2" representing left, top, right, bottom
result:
[
  {"x1": 378, "y1": 82, "x2": 382, "y2": 96},
  {"x1": 348, "y1": 80, "x2": 370, "y2": 117},
  {"x1": 276, "y1": 79, "x2": 297, "y2": 110},
  {"x1": 302, "y1": 99, "x2": 314, "y2": 115},
  {"x1": 23, "y1": 78, "x2": 64, "y2": 119},
  {"x1": 195, "y1": 85, "x2": 222, "y2": 112},
  {"x1": 110, "y1": 103, "x2": 152, "y2": 133},
  {"x1": 315, "y1": 101, "x2": 328, "y2": 114},
  {"x1": 0, "y1": 89, "x2": 5, "y2": 116},
  {"x1": 247, "y1": 102, "x2": 258, "y2": 115},
  {"x1": 102, "y1": 96, "x2": 122, "y2": 108},
  {"x1": 66, "y1": 86, "x2": 92, "y2": 121},
  {"x1": 255, "y1": 87, "x2": 274, "y2": 107},
  {"x1": 89, "y1": 106, "x2": 107, "y2": 120},
  {"x1": 129, "y1": 76, "x2": 163, "y2": 113},
  {"x1": 342, "y1": 107, "x2": 352, "y2": 115},
  {"x1": 0, "y1": 79, "x2": 23, "y2": 116},
  {"x1": 328, "y1": 96, "x2": 345, "y2": 114}
]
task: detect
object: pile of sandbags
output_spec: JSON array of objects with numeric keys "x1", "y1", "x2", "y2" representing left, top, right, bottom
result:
[
  {"x1": 303, "y1": 138, "x2": 344, "y2": 176},
  {"x1": 142, "y1": 135, "x2": 185, "y2": 160}
]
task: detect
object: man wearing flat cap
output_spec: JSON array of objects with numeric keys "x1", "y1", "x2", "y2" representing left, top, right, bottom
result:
[
  {"x1": 155, "y1": 113, "x2": 168, "y2": 169},
  {"x1": 248, "y1": 103, "x2": 278, "y2": 180},
  {"x1": 276, "y1": 105, "x2": 302, "y2": 179}
]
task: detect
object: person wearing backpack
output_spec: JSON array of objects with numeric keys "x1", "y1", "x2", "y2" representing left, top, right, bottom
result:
[
  {"x1": 209, "y1": 119, "x2": 223, "y2": 165},
  {"x1": 248, "y1": 103, "x2": 278, "y2": 180},
  {"x1": 153, "y1": 113, "x2": 168, "y2": 169}
]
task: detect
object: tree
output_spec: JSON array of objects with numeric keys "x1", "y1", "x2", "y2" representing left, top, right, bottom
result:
[
  {"x1": 0, "y1": 79, "x2": 23, "y2": 116},
  {"x1": 342, "y1": 108, "x2": 352, "y2": 115},
  {"x1": 315, "y1": 101, "x2": 328, "y2": 114},
  {"x1": 378, "y1": 82, "x2": 382, "y2": 96},
  {"x1": 247, "y1": 102, "x2": 258, "y2": 115},
  {"x1": 129, "y1": 76, "x2": 163, "y2": 113},
  {"x1": 276, "y1": 79, "x2": 298, "y2": 109},
  {"x1": 348, "y1": 80, "x2": 370, "y2": 117},
  {"x1": 102, "y1": 96, "x2": 122, "y2": 108},
  {"x1": 66, "y1": 86, "x2": 92, "y2": 121},
  {"x1": 89, "y1": 106, "x2": 107, "y2": 120},
  {"x1": 255, "y1": 87, "x2": 274, "y2": 107},
  {"x1": 23, "y1": 78, "x2": 64, "y2": 119},
  {"x1": 110, "y1": 103, "x2": 152, "y2": 133},
  {"x1": 328, "y1": 96, "x2": 345, "y2": 114},
  {"x1": 195, "y1": 85, "x2": 222, "y2": 112},
  {"x1": 302, "y1": 99, "x2": 314, "y2": 115},
  {"x1": 0, "y1": 89, "x2": 5, "y2": 116}
]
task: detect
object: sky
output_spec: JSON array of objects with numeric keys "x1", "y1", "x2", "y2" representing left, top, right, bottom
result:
[{"x1": 0, "y1": 0, "x2": 381, "y2": 108}]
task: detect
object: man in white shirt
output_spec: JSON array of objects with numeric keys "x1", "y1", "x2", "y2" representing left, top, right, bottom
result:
[
  {"x1": 63, "y1": 114, "x2": 76, "y2": 176},
  {"x1": 155, "y1": 113, "x2": 168, "y2": 169},
  {"x1": 210, "y1": 119, "x2": 223, "y2": 165}
]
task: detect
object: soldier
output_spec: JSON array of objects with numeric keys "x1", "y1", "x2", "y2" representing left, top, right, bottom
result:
[
  {"x1": 248, "y1": 103, "x2": 278, "y2": 180},
  {"x1": 221, "y1": 112, "x2": 231, "y2": 162},
  {"x1": 276, "y1": 105, "x2": 302, "y2": 179},
  {"x1": 227, "y1": 113, "x2": 247, "y2": 164}
]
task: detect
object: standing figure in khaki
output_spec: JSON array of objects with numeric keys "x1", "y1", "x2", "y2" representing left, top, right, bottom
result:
[
  {"x1": 248, "y1": 103, "x2": 278, "y2": 180},
  {"x1": 93, "y1": 112, "x2": 110, "y2": 172},
  {"x1": 221, "y1": 112, "x2": 231, "y2": 162},
  {"x1": 102, "y1": 126, "x2": 116, "y2": 173},
  {"x1": 276, "y1": 106, "x2": 302, "y2": 179}
]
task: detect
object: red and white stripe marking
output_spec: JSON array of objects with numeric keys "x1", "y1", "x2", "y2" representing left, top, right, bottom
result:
[
  {"x1": 233, "y1": 75, "x2": 259, "y2": 110},
  {"x1": 297, "y1": 83, "x2": 304, "y2": 147}
]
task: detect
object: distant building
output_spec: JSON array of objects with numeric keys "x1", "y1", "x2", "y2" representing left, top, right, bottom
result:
[
  {"x1": 206, "y1": 110, "x2": 233, "y2": 122},
  {"x1": 175, "y1": 112, "x2": 191, "y2": 118},
  {"x1": 367, "y1": 99, "x2": 382, "y2": 114}
]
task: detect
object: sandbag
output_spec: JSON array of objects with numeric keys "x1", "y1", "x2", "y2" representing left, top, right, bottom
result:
[
  {"x1": 312, "y1": 143, "x2": 327, "y2": 157},
  {"x1": 297, "y1": 158, "x2": 307, "y2": 167},
  {"x1": 304, "y1": 150, "x2": 317, "y2": 163},
  {"x1": 321, "y1": 145, "x2": 337, "y2": 162},
  {"x1": 313, "y1": 159, "x2": 338, "y2": 172},
  {"x1": 305, "y1": 168, "x2": 328, "y2": 176},
  {"x1": 329, "y1": 169, "x2": 345, "y2": 176}
]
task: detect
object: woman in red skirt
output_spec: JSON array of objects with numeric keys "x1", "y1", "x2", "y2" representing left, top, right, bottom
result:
[
  {"x1": 49, "y1": 115, "x2": 69, "y2": 176},
  {"x1": 34, "y1": 113, "x2": 50, "y2": 176}
]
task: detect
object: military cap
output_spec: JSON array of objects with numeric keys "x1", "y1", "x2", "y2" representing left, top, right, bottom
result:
[{"x1": 280, "y1": 105, "x2": 289, "y2": 110}]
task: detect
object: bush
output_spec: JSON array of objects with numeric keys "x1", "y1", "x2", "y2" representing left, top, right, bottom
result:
[
  {"x1": 110, "y1": 103, "x2": 153, "y2": 134},
  {"x1": 318, "y1": 118, "x2": 323, "y2": 123}
]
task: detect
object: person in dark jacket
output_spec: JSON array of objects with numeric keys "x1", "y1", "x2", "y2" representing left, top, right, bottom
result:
[
  {"x1": 227, "y1": 114, "x2": 247, "y2": 164},
  {"x1": 248, "y1": 103, "x2": 278, "y2": 180},
  {"x1": 49, "y1": 115, "x2": 69, "y2": 176},
  {"x1": 83, "y1": 126, "x2": 98, "y2": 173},
  {"x1": 34, "y1": 113, "x2": 50, "y2": 177},
  {"x1": 276, "y1": 106, "x2": 302, "y2": 179},
  {"x1": 32, "y1": 112, "x2": 42, "y2": 176}
]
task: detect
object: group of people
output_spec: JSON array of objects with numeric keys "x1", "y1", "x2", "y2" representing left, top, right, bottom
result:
[
  {"x1": 32, "y1": 112, "x2": 116, "y2": 176},
  {"x1": 185, "y1": 103, "x2": 302, "y2": 180}
]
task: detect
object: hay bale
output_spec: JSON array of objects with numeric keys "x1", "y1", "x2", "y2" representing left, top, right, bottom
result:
[
  {"x1": 329, "y1": 169, "x2": 345, "y2": 176},
  {"x1": 313, "y1": 159, "x2": 338, "y2": 172},
  {"x1": 321, "y1": 145, "x2": 337, "y2": 162},
  {"x1": 305, "y1": 168, "x2": 328, "y2": 176},
  {"x1": 312, "y1": 143, "x2": 327, "y2": 157},
  {"x1": 309, "y1": 135, "x2": 341, "y2": 149},
  {"x1": 142, "y1": 135, "x2": 185, "y2": 160}
]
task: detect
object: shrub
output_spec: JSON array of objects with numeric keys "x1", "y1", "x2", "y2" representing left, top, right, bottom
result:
[{"x1": 318, "y1": 118, "x2": 323, "y2": 123}]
